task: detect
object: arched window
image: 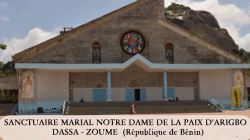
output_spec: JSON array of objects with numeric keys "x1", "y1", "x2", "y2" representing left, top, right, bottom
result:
[
  {"x1": 92, "y1": 42, "x2": 101, "y2": 63},
  {"x1": 165, "y1": 43, "x2": 174, "y2": 64}
]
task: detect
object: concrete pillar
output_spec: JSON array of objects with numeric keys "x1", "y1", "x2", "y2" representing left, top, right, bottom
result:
[
  {"x1": 107, "y1": 71, "x2": 112, "y2": 101},
  {"x1": 163, "y1": 72, "x2": 168, "y2": 100}
]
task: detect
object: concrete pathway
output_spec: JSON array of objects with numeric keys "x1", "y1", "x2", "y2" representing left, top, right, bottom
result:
[{"x1": 169, "y1": 109, "x2": 250, "y2": 118}]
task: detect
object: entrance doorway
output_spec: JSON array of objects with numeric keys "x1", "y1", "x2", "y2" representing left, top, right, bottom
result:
[
  {"x1": 135, "y1": 89, "x2": 141, "y2": 101},
  {"x1": 93, "y1": 89, "x2": 107, "y2": 102},
  {"x1": 126, "y1": 88, "x2": 146, "y2": 101}
]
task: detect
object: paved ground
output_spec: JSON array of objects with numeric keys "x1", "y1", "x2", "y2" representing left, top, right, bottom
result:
[
  {"x1": 223, "y1": 110, "x2": 250, "y2": 117},
  {"x1": 1, "y1": 110, "x2": 249, "y2": 118},
  {"x1": 68, "y1": 101, "x2": 219, "y2": 115},
  {"x1": 165, "y1": 109, "x2": 250, "y2": 118}
]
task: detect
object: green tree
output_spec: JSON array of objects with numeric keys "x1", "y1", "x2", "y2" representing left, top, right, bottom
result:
[
  {"x1": 0, "y1": 43, "x2": 7, "y2": 50},
  {"x1": 166, "y1": 2, "x2": 191, "y2": 12},
  {"x1": 0, "y1": 43, "x2": 7, "y2": 77}
]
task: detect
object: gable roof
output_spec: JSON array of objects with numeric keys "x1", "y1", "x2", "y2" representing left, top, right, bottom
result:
[
  {"x1": 13, "y1": 0, "x2": 141, "y2": 62},
  {"x1": 13, "y1": 0, "x2": 242, "y2": 63}
]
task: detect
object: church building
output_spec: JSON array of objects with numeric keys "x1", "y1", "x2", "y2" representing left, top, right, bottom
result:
[{"x1": 13, "y1": 0, "x2": 250, "y2": 111}]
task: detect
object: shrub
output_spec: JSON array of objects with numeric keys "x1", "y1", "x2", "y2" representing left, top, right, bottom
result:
[{"x1": 36, "y1": 107, "x2": 44, "y2": 113}]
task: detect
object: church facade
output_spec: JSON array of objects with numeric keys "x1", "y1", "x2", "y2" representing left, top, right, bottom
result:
[{"x1": 13, "y1": 0, "x2": 250, "y2": 111}]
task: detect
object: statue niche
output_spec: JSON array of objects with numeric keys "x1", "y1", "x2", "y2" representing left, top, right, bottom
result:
[{"x1": 22, "y1": 71, "x2": 34, "y2": 99}]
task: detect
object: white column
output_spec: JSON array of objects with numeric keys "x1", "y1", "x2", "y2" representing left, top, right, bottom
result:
[
  {"x1": 107, "y1": 71, "x2": 112, "y2": 101},
  {"x1": 163, "y1": 72, "x2": 168, "y2": 100}
]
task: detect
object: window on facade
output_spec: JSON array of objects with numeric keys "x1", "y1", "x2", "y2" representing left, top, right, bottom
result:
[
  {"x1": 165, "y1": 43, "x2": 174, "y2": 64},
  {"x1": 92, "y1": 42, "x2": 101, "y2": 64}
]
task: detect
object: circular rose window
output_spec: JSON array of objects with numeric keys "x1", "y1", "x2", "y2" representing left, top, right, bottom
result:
[{"x1": 121, "y1": 31, "x2": 145, "y2": 55}]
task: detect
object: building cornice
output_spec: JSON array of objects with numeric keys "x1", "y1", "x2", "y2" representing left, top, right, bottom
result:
[{"x1": 15, "y1": 54, "x2": 250, "y2": 72}]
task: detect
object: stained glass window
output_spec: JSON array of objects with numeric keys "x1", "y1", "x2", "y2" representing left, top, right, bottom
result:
[{"x1": 121, "y1": 31, "x2": 145, "y2": 55}]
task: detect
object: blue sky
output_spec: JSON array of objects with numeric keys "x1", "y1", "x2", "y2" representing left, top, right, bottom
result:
[
  {"x1": 217, "y1": 0, "x2": 250, "y2": 35},
  {"x1": 0, "y1": 0, "x2": 250, "y2": 62},
  {"x1": 0, "y1": 0, "x2": 135, "y2": 40}
]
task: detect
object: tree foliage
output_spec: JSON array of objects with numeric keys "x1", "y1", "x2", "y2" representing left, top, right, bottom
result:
[
  {"x1": 0, "y1": 43, "x2": 15, "y2": 77},
  {"x1": 232, "y1": 47, "x2": 250, "y2": 76},
  {"x1": 166, "y1": 2, "x2": 191, "y2": 12},
  {"x1": 0, "y1": 61, "x2": 16, "y2": 77},
  {"x1": 233, "y1": 47, "x2": 250, "y2": 62},
  {"x1": 0, "y1": 43, "x2": 7, "y2": 50}
]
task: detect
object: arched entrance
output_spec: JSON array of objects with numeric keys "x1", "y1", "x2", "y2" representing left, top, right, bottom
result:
[{"x1": 126, "y1": 80, "x2": 146, "y2": 101}]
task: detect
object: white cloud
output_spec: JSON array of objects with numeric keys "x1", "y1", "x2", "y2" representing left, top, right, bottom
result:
[
  {"x1": 0, "y1": 28, "x2": 58, "y2": 62},
  {"x1": 0, "y1": 15, "x2": 9, "y2": 22},
  {"x1": 165, "y1": 0, "x2": 250, "y2": 51}
]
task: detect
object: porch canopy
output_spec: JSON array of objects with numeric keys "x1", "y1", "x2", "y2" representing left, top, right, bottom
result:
[
  {"x1": 15, "y1": 54, "x2": 250, "y2": 101},
  {"x1": 15, "y1": 54, "x2": 250, "y2": 72}
]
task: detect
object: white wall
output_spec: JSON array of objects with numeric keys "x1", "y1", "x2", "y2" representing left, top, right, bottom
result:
[
  {"x1": 199, "y1": 70, "x2": 233, "y2": 100},
  {"x1": 72, "y1": 88, "x2": 164, "y2": 102},
  {"x1": 73, "y1": 88, "x2": 125, "y2": 102},
  {"x1": 112, "y1": 88, "x2": 125, "y2": 101},
  {"x1": 73, "y1": 88, "x2": 92, "y2": 102},
  {"x1": 71, "y1": 87, "x2": 195, "y2": 102},
  {"x1": 35, "y1": 70, "x2": 69, "y2": 101},
  {"x1": 146, "y1": 87, "x2": 162, "y2": 101},
  {"x1": 175, "y1": 87, "x2": 194, "y2": 100}
]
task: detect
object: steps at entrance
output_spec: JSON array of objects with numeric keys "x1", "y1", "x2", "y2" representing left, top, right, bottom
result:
[
  {"x1": 68, "y1": 101, "x2": 219, "y2": 115},
  {"x1": 0, "y1": 104, "x2": 17, "y2": 115}
]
